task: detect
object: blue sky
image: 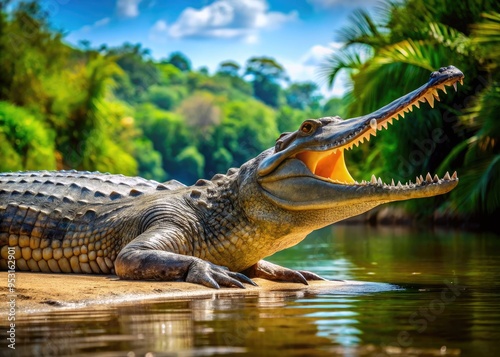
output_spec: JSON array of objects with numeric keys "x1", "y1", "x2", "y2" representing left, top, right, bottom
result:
[{"x1": 32, "y1": 0, "x2": 377, "y2": 97}]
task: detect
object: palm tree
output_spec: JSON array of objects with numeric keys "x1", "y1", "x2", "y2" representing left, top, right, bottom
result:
[
  {"x1": 322, "y1": 0, "x2": 500, "y2": 222},
  {"x1": 439, "y1": 12, "x2": 500, "y2": 216}
]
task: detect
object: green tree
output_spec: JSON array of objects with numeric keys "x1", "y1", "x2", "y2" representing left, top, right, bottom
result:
[
  {"x1": 0, "y1": 101, "x2": 56, "y2": 171},
  {"x1": 134, "y1": 138, "x2": 167, "y2": 181},
  {"x1": 323, "y1": 97, "x2": 347, "y2": 118},
  {"x1": 276, "y1": 105, "x2": 306, "y2": 133},
  {"x1": 144, "y1": 85, "x2": 186, "y2": 111},
  {"x1": 285, "y1": 81, "x2": 322, "y2": 110},
  {"x1": 157, "y1": 63, "x2": 186, "y2": 86},
  {"x1": 178, "y1": 92, "x2": 222, "y2": 141},
  {"x1": 245, "y1": 56, "x2": 287, "y2": 107},
  {"x1": 175, "y1": 146, "x2": 205, "y2": 183},
  {"x1": 211, "y1": 99, "x2": 279, "y2": 168},
  {"x1": 0, "y1": 1, "x2": 69, "y2": 107},
  {"x1": 135, "y1": 103, "x2": 191, "y2": 180},
  {"x1": 108, "y1": 43, "x2": 159, "y2": 100},
  {"x1": 217, "y1": 60, "x2": 241, "y2": 77},
  {"x1": 164, "y1": 51, "x2": 192, "y2": 72}
]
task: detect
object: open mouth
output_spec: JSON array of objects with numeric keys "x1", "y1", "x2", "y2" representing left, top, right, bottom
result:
[{"x1": 294, "y1": 71, "x2": 463, "y2": 188}]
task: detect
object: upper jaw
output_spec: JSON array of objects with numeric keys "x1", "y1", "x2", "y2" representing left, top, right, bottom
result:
[
  {"x1": 257, "y1": 65, "x2": 464, "y2": 178},
  {"x1": 256, "y1": 65, "x2": 463, "y2": 204}
]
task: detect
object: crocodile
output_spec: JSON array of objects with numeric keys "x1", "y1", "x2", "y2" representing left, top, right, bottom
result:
[{"x1": 0, "y1": 66, "x2": 464, "y2": 289}]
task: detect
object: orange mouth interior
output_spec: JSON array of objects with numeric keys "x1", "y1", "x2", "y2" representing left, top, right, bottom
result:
[
  {"x1": 296, "y1": 149, "x2": 355, "y2": 184},
  {"x1": 293, "y1": 73, "x2": 464, "y2": 186}
]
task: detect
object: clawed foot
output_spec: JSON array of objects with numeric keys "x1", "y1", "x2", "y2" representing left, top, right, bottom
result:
[
  {"x1": 242, "y1": 260, "x2": 329, "y2": 285},
  {"x1": 186, "y1": 259, "x2": 258, "y2": 289}
]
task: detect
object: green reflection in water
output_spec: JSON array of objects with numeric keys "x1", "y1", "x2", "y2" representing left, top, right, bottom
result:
[{"x1": 4, "y1": 225, "x2": 500, "y2": 357}]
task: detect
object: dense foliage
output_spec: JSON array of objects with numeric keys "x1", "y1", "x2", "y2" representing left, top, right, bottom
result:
[
  {"x1": 0, "y1": 1, "x2": 322, "y2": 185},
  {"x1": 324, "y1": 0, "x2": 500, "y2": 224}
]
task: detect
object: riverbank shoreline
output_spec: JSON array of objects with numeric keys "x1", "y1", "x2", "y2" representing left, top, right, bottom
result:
[
  {"x1": 0, "y1": 272, "x2": 358, "y2": 315},
  {"x1": 344, "y1": 205, "x2": 492, "y2": 231}
]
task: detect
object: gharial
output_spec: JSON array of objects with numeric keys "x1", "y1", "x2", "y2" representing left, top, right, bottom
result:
[{"x1": 0, "y1": 66, "x2": 464, "y2": 289}]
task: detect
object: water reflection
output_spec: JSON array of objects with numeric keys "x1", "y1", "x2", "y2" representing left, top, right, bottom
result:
[{"x1": 4, "y1": 225, "x2": 500, "y2": 357}]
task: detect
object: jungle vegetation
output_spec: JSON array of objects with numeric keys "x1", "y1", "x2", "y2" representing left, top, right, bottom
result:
[
  {"x1": 323, "y1": 0, "x2": 500, "y2": 225},
  {"x1": 0, "y1": 1, "x2": 498, "y2": 226}
]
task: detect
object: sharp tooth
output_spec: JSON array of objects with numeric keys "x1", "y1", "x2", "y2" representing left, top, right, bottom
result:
[
  {"x1": 382, "y1": 122, "x2": 388, "y2": 130},
  {"x1": 362, "y1": 180, "x2": 367, "y2": 185},
  {"x1": 408, "y1": 105, "x2": 413, "y2": 112},
  {"x1": 399, "y1": 111, "x2": 405, "y2": 119},
  {"x1": 391, "y1": 179, "x2": 395, "y2": 186},
  {"x1": 388, "y1": 117, "x2": 393, "y2": 125},
  {"x1": 416, "y1": 176, "x2": 421, "y2": 184},
  {"x1": 370, "y1": 118, "x2": 377, "y2": 131},
  {"x1": 452, "y1": 171, "x2": 458, "y2": 179},
  {"x1": 371, "y1": 130, "x2": 377, "y2": 137},
  {"x1": 371, "y1": 175, "x2": 377, "y2": 184},
  {"x1": 426, "y1": 173, "x2": 432, "y2": 183},
  {"x1": 397, "y1": 181, "x2": 402, "y2": 188},
  {"x1": 420, "y1": 175, "x2": 424, "y2": 183},
  {"x1": 354, "y1": 141, "x2": 359, "y2": 147},
  {"x1": 433, "y1": 174, "x2": 439, "y2": 183},
  {"x1": 453, "y1": 82, "x2": 458, "y2": 92},
  {"x1": 378, "y1": 177, "x2": 383, "y2": 185},
  {"x1": 414, "y1": 101, "x2": 420, "y2": 108},
  {"x1": 433, "y1": 91, "x2": 440, "y2": 101},
  {"x1": 426, "y1": 93, "x2": 435, "y2": 108},
  {"x1": 459, "y1": 78, "x2": 463, "y2": 85},
  {"x1": 444, "y1": 171, "x2": 451, "y2": 180},
  {"x1": 333, "y1": 148, "x2": 337, "y2": 154},
  {"x1": 440, "y1": 85, "x2": 447, "y2": 94}
]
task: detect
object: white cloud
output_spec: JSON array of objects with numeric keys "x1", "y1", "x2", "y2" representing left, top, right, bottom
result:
[
  {"x1": 154, "y1": 0, "x2": 297, "y2": 43},
  {"x1": 301, "y1": 42, "x2": 342, "y2": 66},
  {"x1": 116, "y1": 0, "x2": 143, "y2": 18},
  {"x1": 307, "y1": 0, "x2": 377, "y2": 9},
  {"x1": 280, "y1": 42, "x2": 348, "y2": 98},
  {"x1": 78, "y1": 17, "x2": 111, "y2": 34},
  {"x1": 150, "y1": 19, "x2": 168, "y2": 42}
]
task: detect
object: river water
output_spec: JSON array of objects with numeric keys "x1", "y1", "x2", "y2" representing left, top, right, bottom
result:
[{"x1": 5, "y1": 225, "x2": 500, "y2": 356}]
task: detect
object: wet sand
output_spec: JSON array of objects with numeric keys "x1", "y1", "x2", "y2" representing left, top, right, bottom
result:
[{"x1": 0, "y1": 272, "x2": 349, "y2": 315}]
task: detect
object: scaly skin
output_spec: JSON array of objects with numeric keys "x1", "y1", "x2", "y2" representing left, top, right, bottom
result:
[{"x1": 0, "y1": 66, "x2": 464, "y2": 289}]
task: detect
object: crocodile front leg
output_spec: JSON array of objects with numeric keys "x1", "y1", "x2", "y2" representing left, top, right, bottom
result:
[
  {"x1": 114, "y1": 227, "x2": 256, "y2": 289},
  {"x1": 243, "y1": 260, "x2": 328, "y2": 285}
]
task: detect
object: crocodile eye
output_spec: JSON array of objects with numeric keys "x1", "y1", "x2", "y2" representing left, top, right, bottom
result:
[{"x1": 300, "y1": 122, "x2": 315, "y2": 134}]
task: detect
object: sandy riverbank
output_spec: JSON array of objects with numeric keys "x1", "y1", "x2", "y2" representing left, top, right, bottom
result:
[{"x1": 0, "y1": 272, "x2": 360, "y2": 315}]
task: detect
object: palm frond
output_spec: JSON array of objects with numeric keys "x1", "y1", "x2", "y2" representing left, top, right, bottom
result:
[
  {"x1": 337, "y1": 9, "x2": 389, "y2": 48},
  {"x1": 320, "y1": 46, "x2": 366, "y2": 88},
  {"x1": 428, "y1": 22, "x2": 471, "y2": 55},
  {"x1": 374, "y1": 39, "x2": 444, "y2": 72},
  {"x1": 452, "y1": 152, "x2": 500, "y2": 214},
  {"x1": 471, "y1": 12, "x2": 500, "y2": 61}
]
